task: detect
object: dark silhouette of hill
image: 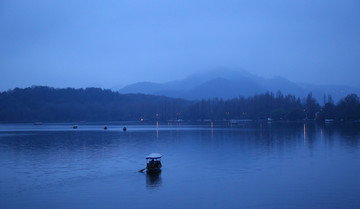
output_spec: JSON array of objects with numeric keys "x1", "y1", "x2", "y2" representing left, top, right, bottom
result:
[
  {"x1": 0, "y1": 86, "x2": 188, "y2": 123},
  {"x1": 119, "y1": 70, "x2": 360, "y2": 102},
  {"x1": 185, "y1": 77, "x2": 262, "y2": 99}
]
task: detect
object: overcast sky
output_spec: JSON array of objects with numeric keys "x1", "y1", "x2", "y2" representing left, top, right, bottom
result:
[{"x1": 1, "y1": 0, "x2": 359, "y2": 91}]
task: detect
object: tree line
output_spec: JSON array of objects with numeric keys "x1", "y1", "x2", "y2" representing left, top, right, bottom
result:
[
  {"x1": 0, "y1": 86, "x2": 359, "y2": 123},
  {"x1": 186, "y1": 92, "x2": 360, "y2": 122},
  {"x1": 0, "y1": 86, "x2": 188, "y2": 122}
]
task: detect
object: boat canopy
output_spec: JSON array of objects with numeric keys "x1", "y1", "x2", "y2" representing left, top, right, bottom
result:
[{"x1": 146, "y1": 153, "x2": 162, "y2": 159}]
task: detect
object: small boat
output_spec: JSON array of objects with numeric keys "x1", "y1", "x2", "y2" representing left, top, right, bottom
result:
[{"x1": 146, "y1": 153, "x2": 162, "y2": 173}]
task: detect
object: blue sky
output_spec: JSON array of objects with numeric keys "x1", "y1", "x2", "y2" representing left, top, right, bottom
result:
[{"x1": 1, "y1": 0, "x2": 359, "y2": 90}]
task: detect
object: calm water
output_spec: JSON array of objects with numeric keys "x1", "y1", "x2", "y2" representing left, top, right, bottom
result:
[{"x1": 0, "y1": 122, "x2": 359, "y2": 209}]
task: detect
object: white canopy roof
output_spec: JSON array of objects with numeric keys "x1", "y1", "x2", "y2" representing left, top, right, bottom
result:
[{"x1": 146, "y1": 153, "x2": 162, "y2": 159}]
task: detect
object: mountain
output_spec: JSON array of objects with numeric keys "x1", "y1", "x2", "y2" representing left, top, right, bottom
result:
[
  {"x1": 184, "y1": 77, "x2": 263, "y2": 99},
  {"x1": 120, "y1": 82, "x2": 164, "y2": 94},
  {"x1": 119, "y1": 70, "x2": 360, "y2": 102}
]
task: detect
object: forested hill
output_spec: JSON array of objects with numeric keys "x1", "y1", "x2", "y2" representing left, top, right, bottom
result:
[
  {"x1": 0, "y1": 86, "x2": 359, "y2": 123},
  {"x1": 0, "y1": 86, "x2": 188, "y2": 122}
]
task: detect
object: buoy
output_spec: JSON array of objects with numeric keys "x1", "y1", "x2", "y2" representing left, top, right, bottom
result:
[
  {"x1": 104, "y1": 126, "x2": 107, "y2": 130},
  {"x1": 73, "y1": 125, "x2": 78, "y2": 129},
  {"x1": 123, "y1": 127, "x2": 127, "y2": 132}
]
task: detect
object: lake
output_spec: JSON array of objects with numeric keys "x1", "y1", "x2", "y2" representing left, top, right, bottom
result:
[{"x1": 0, "y1": 122, "x2": 359, "y2": 209}]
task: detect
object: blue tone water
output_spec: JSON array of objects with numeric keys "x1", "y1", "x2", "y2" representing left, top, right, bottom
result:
[{"x1": 0, "y1": 122, "x2": 359, "y2": 209}]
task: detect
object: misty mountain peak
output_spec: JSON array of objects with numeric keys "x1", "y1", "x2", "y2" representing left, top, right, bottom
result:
[{"x1": 119, "y1": 70, "x2": 360, "y2": 101}]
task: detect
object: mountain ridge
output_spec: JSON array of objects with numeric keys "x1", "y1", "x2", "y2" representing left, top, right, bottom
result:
[{"x1": 118, "y1": 70, "x2": 360, "y2": 102}]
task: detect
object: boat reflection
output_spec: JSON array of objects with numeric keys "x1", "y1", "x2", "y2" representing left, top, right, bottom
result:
[{"x1": 146, "y1": 171, "x2": 162, "y2": 189}]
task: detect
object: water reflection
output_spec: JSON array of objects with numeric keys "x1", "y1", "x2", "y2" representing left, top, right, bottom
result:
[
  {"x1": 145, "y1": 171, "x2": 162, "y2": 189},
  {"x1": 0, "y1": 123, "x2": 359, "y2": 154},
  {"x1": 156, "y1": 121, "x2": 159, "y2": 138},
  {"x1": 0, "y1": 123, "x2": 360, "y2": 209},
  {"x1": 303, "y1": 123, "x2": 306, "y2": 143}
]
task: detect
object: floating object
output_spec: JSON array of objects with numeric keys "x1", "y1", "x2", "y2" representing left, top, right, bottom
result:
[
  {"x1": 139, "y1": 153, "x2": 162, "y2": 173},
  {"x1": 33, "y1": 122, "x2": 43, "y2": 125},
  {"x1": 123, "y1": 127, "x2": 127, "y2": 132},
  {"x1": 104, "y1": 126, "x2": 108, "y2": 130},
  {"x1": 73, "y1": 125, "x2": 78, "y2": 129},
  {"x1": 325, "y1": 119, "x2": 335, "y2": 123}
]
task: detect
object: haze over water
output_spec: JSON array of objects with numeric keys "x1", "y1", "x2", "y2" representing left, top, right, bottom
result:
[{"x1": 0, "y1": 123, "x2": 359, "y2": 209}]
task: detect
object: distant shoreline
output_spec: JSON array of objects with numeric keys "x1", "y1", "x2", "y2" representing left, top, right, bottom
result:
[{"x1": 0, "y1": 86, "x2": 359, "y2": 123}]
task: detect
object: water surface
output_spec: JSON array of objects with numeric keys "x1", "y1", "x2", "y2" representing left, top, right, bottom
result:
[{"x1": 0, "y1": 123, "x2": 359, "y2": 209}]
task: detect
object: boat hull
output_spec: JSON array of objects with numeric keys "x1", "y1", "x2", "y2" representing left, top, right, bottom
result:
[{"x1": 146, "y1": 168, "x2": 161, "y2": 174}]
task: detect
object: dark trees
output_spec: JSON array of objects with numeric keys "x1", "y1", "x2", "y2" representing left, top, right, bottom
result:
[
  {"x1": 304, "y1": 93, "x2": 321, "y2": 120},
  {"x1": 0, "y1": 86, "x2": 359, "y2": 122},
  {"x1": 0, "y1": 86, "x2": 188, "y2": 122},
  {"x1": 184, "y1": 92, "x2": 305, "y2": 121},
  {"x1": 335, "y1": 94, "x2": 360, "y2": 121}
]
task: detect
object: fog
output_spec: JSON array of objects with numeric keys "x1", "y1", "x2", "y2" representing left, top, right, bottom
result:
[{"x1": 1, "y1": 0, "x2": 359, "y2": 91}]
